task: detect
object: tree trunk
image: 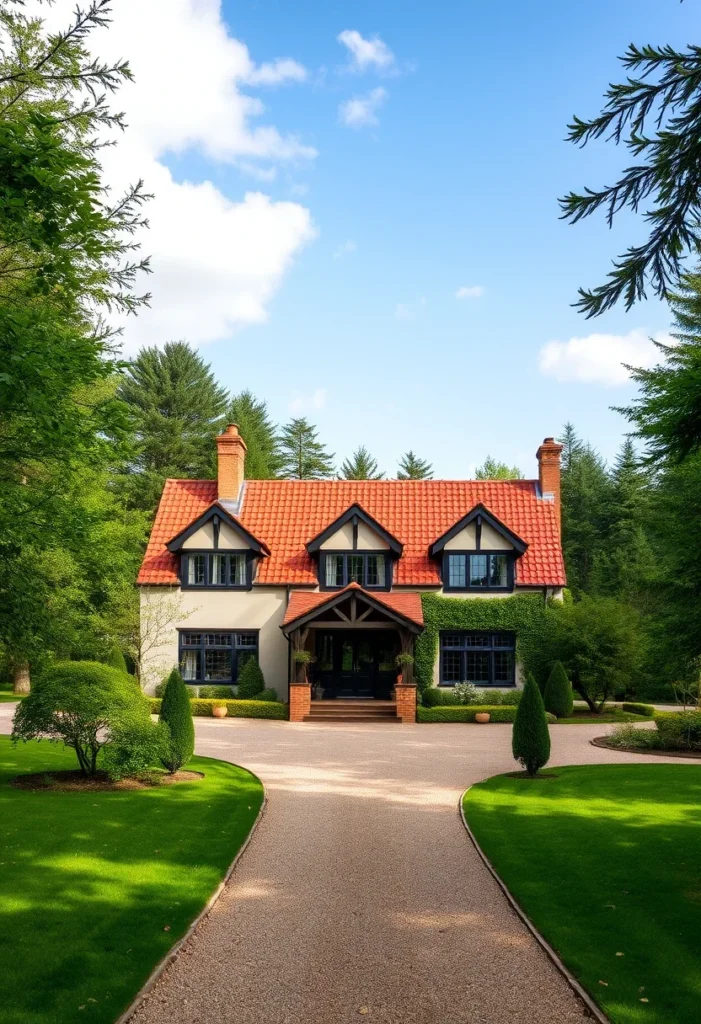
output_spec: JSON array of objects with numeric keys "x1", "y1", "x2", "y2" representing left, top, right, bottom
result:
[
  {"x1": 12, "y1": 662, "x2": 30, "y2": 695},
  {"x1": 574, "y1": 682, "x2": 597, "y2": 713}
]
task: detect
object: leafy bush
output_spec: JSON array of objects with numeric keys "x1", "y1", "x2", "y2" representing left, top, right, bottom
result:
[
  {"x1": 105, "y1": 644, "x2": 128, "y2": 674},
  {"x1": 237, "y1": 658, "x2": 265, "y2": 699},
  {"x1": 606, "y1": 724, "x2": 661, "y2": 750},
  {"x1": 512, "y1": 673, "x2": 551, "y2": 776},
  {"x1": 158, "y1": 668, "x2": 195, "y2": 773},
  {"x1": 453, "y1": 682, "x2": 481, "y2": 705},
  {"x1": 103, "y1": 721, "x2": 168, "y2": 781},
  {"x1": 12, "y1": 661, "x2": 151, "y2": 776},
  {"x1": 422, "y1": 686, "x2": 521, "y2": 707},
  {"x1": 543, "y1": 661, "x2": 573, "y2": 719},
  {"x1": 499, "y1": 690, "x2": 522, "y2": 706},
  {"x1": 621, "y1": 702, "x2": 655, "y2": 717},
  {"x1": 149, "y1": 698, "x2": 287, "y2": 720},
  {"x1": 655, "y1": 711, "x2": 701, "y2": 750},
  {"x1": 199, "y1": 685, "x2": 235, "y2": 699},
  {"x1": 258, "y1": 688, "x2": 279, "y2": 702},
  {"x1": 154, "y1": 678, "x2": 168, "y2": 698},
  {"x1": 421, "y1": 687, "x2": 457, "y2": 707},
  {"x1": 417, "y1": 705, "x2": 556, "y2": 724}
]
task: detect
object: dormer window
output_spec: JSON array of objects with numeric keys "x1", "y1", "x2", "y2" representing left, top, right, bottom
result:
[
  {"x1": 182, "y1": 552, "x2": 249, "y2": 589},
  {"x1": 430, "y1": 504, "x2": 528, "y2": 595},
  {"x1": 323, "y1": 552, "x2": 388, "y2": 590},
  {"x1": 444, "y1": 552, "x2": 512, "y2": 591},
  {"x1": 165, "y1": 502, "x2": 269, "y2": 592}
]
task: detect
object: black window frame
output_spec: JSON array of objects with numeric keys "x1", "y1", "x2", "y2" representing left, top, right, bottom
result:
[
  {"x1": 438, "y1": 630, "x2": 516, "y2": 687},
  {"x1": 442, "y1": 551, "x2": 514, "y2": 593},
  {"x1": 178, "y1": 629, "x2": 259, "y2": 684},
  {"x1": 180, "y1": 550, "x2": 255, "y2": 590},
  {"x1": 319, "y1": 551, "x2": 392, "y2": 591}
]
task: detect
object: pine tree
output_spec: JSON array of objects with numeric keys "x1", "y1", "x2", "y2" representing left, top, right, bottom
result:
[
  {"x1": 512, "y1": 673, "x2": 551, "y2": 777},
  {"x1": 118, "y1": 342, "x2": 229, "y2": 510},
  {"x1": 237, "y1": 658, "x2": 265, "y2": 699},
  {"x1": 158, "y1": 667, "x2": 195, "y2": 773},
  {"x1": 397, "y1": 451, "x2": 433, "y2": 480},
  {"x1": 558, "y1": 425, "x2": 613, "y2": 595},
  {"x1": 340, "y1": 446, "x2": 384, "y2": 480},
  {"x1": 278, "y1": 418, "x2": 334, "y2": 479},
  {"x1": 228, "y1": 390, "x2": 281, "y2": 479},
  {"x1": 475, "y1": 456, "x2": 522, "y2": 480},
  {"x1": 543, "y1": 661, "x2": 573, "y2": 719}
]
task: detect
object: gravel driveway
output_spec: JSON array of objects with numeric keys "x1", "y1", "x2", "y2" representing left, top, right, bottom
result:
[{"x1": 0, "y1": 705, "x2": 688, "y2": 1024}]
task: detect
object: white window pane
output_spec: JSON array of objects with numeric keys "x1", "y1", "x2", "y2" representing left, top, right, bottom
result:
[
  {"x1": 181, "y1": 650, "x2": 199, "y2": 680},
  {"x1": 230, "y1": 555, "x2": 246, "y2": 586},
  {"x1": 211, "y1": 554, "x2": 227, "y2": 585}
]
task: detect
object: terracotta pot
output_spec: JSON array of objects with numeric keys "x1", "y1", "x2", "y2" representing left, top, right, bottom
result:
[
  {"x1": 396, "y1": 673, "x2": 403, "y2": 685},
  {"x1": 212, "y1": 705, "x2": 228, "y2": 718},
  {"x1": 474, "y1": 712, "x2": 491, "y2": 724}
]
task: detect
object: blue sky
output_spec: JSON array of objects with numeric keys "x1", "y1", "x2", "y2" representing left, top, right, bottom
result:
[{"x1": 81, "y1": 0, "x2": 696, "y2": 478}]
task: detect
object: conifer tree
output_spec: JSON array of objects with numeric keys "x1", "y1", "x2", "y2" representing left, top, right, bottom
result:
[
  {"x1": 237, "y1": 658, "x2": 265, "y2": 699},
  {"x1": 278, "y1": 418, "x2": 334, "y2": 479},
  {"x1": 228, "y1": 390, "x2": 281, "y2": 479},
  {"x1": 105, "y1": 644, "x2": 128, "y2": 675},
  {"x1": 543, "y1": 661, "x2": 573, "y2": 719},
  {"x1": 340, "y1": 446, "x2": 384, "y2": 480},
  {"x1": 397, "y1": 451, "x2": 433, "y2": 480},
  {"x1": 512, "y1": 673, "x2": 551, "y2": 777},
  {"x1": 558, "y1": 425, "x2": 613, "y2": 595},
  {"x1": 158, "y1": 667, "x2": 195, "y2": 773}
]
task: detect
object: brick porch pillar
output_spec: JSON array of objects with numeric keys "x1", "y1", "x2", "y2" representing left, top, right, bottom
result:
[
  {"x1": 289, "y1": 683, "x2": 311, "y2": 722},
  {"x1": 395, "y1": 683, "x2": 417, "y2": 723}
]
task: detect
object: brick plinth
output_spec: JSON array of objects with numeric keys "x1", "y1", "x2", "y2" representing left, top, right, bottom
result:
[
  {"x1": 289, "y1": 683, "x2": 311, "y2": 722},
  {"x1": 394, "y1": 683, "x2": 417, "y2": 723}
]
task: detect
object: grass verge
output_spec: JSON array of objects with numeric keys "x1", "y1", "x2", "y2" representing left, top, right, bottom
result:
[
  {"x1": 0, "y1": 735, "x2": 263, "y2": 1024},
  {"x1": 464, "y1": 764, "x2": 701, "y2": 1024}
]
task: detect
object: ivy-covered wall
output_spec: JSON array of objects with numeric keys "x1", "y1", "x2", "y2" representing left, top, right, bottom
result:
[{"x1": 414, "y1": 593, "x2": 549, "y2": 692}]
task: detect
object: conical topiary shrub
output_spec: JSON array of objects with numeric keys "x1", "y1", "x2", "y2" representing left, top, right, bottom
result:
[
  {"x1": 512, "y1": 672, "x2": 551, "y2": 777},
  {"x1": 543, "y1": 661, "x2": 573, "y2": 719},
  {"x1": 105, "y1": 643, "x2": 128, "y2": 674},
  {"x1": 159, "y1": 667, "x2": 195, "y2": 773},
  {"x1": 237, "y1": 657, "x2": 265, "y2": 699}
]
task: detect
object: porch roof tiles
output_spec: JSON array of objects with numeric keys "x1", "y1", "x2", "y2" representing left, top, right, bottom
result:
[
  {"x1": 137, "y1": 478, "x2": 566, "y2": 587},
  {"x1": 282, "y1": 584, "x2": 425, "y2": 629}
]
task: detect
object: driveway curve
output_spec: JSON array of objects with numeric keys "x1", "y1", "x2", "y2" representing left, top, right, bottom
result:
[{"x1": 0, "y1": 707, "x2": 688, "y2": 1023}]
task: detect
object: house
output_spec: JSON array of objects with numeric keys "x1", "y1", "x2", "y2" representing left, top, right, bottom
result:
[{"x1": 137, "y1": 427, "x2": 565, "y2": 722}]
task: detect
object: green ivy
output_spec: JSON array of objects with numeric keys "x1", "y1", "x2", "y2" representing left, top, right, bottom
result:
[{"x1": 415, "y1": 593, "x2": 549, "y2": 692}]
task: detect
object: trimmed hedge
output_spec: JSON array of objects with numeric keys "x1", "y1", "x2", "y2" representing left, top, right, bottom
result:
[
  {"x1": 418, "y1": 705, "x2": 557, "y2": 724},
  {"x1": 621, "y1": 702, "x2": 655, "y2": 718},
  {"x1": 237, "y1": 658, "x2": 265, "y2": 699},
  {"x1": 422, "y1": 687, "x2": 522, "y2": 708},
  {"x1": 149, "y1": 697, "x2": 287, "y2": 720},
  {"x1": 415, "y1": 593, "x2": 549, "y2": 693}
]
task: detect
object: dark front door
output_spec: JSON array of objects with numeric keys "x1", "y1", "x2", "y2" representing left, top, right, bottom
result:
[{"x1": 315, "y1": 630, "x2": 398, "y2": 699}]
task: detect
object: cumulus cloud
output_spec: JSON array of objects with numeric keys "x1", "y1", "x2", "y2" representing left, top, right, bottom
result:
[
  {"x1": 339, "y1": 87, "x2": 388, "y2": 128},
  {"x1": 538, "y1": 329, "x2": 671, "y2": 388},
  {"x1": 33, "y1": 0, "x2": 316, "y2": 351},
  {"x1": 455, "y1": 285, "x2": 485, "y2": 299},
  {"x1": 395, "y1": 297, "x2": 427, "y2": 321},
  {"x1": 333, "y1": 240, "x2": 357, "y2": 259},
  {"x1": 289, "y1": 388, "x2": 328, "y2": 414},
  {"x1": 337, "y1": 29, "x2": 395, "y2": 73}
]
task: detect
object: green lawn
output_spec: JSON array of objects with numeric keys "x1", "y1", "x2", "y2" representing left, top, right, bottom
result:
[
  {"x1": 464, "y1": 765, "x2": 701, "y2": 1024},
  {"x1": 0, "y1": 691, "x2": 22, "y2": 702},
  {"x1": 0, "y1": 735, "x2": 264, "y2": 1024}
]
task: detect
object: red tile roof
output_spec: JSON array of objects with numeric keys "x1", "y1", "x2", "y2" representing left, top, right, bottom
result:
[
  {"x1": 282, "y1": 584, "x2": 424, "y2": 628},
  {"x1": 138, "y1": 478, "x2": 566, "y2": 587}
]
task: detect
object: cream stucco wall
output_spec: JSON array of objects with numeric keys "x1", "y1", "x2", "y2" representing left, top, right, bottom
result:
[
  {"x1": 443, "y1": 522, "x2": 514, "y2": 551},
  {"x1": 181, "y1": 520, "x2": 253, "y2": 550},
  {"x1": 139, "y1": 585, "x2": 290, "y2": 697},
  {"x1": 319, "y1": 521, "x2": 390, "y2": 551}
]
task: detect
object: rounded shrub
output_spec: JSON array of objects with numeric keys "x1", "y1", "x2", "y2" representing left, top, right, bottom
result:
[
  {"x1": 512, "y1": 672, "x2": 551, "y2": 776},
  {"x1": 237, "y1": 658, "x2": 265, "y2": 699},
  {"x1": 158, "y1": 667, "x2": 195, "y2": 773},
  {"x1": 12, "y1": 661, "x2": 151, "y2": 776},
  {"x1": 258, "y1": 687, "x2": 279, "y2": 702},
  {"x1": 543, "y1": 661, "x2": 573, "y2": 719},
  {"x1": 105, "y1": 644, "x2": 128, "y2": 674}
]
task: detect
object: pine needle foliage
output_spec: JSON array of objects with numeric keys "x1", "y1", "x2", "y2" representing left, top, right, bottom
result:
[
  {"x1": 397, "y1": 451, "x2": 433, "y2": 480},
  {"x1": 543, "y1": 661, "x2": 573, "y2": 719},
  {"x1": 236, "y1": 658, "x2": 265, "y2": 699},
  {"x1": 278, "y1": 418, "x2": 334, "y2": 479},
  {"x1": 228, "y1": 390, "x2": 281, "y2": 479},
  {"x1": 158, "y1": 667, "x2": 194, "y2": 773},
  {"x1": 512, "y1": 673, "x2": 551, "y2": 777},
  {"x1": 340, "y1": 445, "x2": 384, "y2": 480}
]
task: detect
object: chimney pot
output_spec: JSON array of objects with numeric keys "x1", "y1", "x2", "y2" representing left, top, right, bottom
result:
[{"x1": 216, "y1": 423, "x2": 247, "y2": 500}]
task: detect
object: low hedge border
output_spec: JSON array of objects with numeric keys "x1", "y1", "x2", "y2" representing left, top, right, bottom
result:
[
  {"x1": 149, "y1": 698, "x2": 287, "y2": 720},
  {"x1": 621, "y1": 702, "x2": 655, "y2": 717},
  {"x1": 418, "y1": 705, "x2": 557, "y2": 724}
]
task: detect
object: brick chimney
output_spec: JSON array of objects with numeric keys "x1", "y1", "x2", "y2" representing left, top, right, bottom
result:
[
  {"x1": 216, "y1": 424, "x2": 247, "y2": 500},
  {"x1": 536, "y1": 437, "x2": 564, "y2": 526}
]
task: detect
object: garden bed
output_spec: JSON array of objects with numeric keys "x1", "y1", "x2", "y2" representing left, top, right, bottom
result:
[
  {"x1": 11, "y1": 768, "x2": 204, "y2": 791},
  {"x1": 591, "y1": 736, "x2": 701, "y2": 759},
  {"x1": 149, "y1": 697, "x2": 288, "y2": 719}
]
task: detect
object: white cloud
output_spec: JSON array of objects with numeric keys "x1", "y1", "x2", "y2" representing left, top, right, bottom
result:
[
  {"x1": 333, "y1": 240, "x2": 357, "y2": 259},
  {"x1": 339, "y1": 87, "x2": 388, "y2": 128},
  {"x1": 455, "y1": 285, "x2": 485, "y2": 299},
  {"x1": 337, "y1": 29, "x2": 395, "y2": 73},
  {"x1": 32, "y1": 0, "x2": 316, "y2": 351},
  {"x1": 395, "y1": 297, "x2": 427, "y2": 321},
  {"x1": 289, "y1": 388, "x2": 328, "y2": 414},
  {"x1": 538, "y1": 329, "x2": 672, "y2": 388}
]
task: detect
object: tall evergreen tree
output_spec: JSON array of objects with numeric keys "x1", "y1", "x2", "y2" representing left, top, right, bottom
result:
[
  {"x1": 475, "y1": 456, "x2": 522, "y2": 480},
  {"x1": 340, "y1": 446, "x2": 384, "y2": 480},
  {"x1": 397, "y1": 451, "x2": 433, "y2": 480},
  {"x1": 278, "y1": 418, "x2": 334, "y2": 480},
  {"x1": 227, "y1": 390, "x2": 281, "y2": 479},
  {"x1": 118, "y1": 342, "x2": 229, "y2": 510},
  {"x1": 558, "y1": 425, "x2": 613, "y2": 595}
]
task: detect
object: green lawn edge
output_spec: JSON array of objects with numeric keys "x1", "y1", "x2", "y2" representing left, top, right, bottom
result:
[{"x1": 463, "y1": 764, "x2": 701, "y2": 1024}]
